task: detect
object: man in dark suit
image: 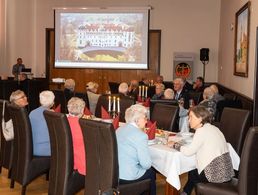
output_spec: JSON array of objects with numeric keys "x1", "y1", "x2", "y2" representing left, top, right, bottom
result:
[{"x1": 173, "y1": 77, "x2": 190, "y2": 109}]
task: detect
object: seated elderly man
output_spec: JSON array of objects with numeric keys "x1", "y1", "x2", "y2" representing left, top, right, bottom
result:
[
  {"x1": 118, "y1": 82, "x2": 129, "y2": 97},
  {"x1": 64, "y1": 78, "x2": 75, "y2": 101},
  {"x1": 86, "y1": 81, "x2": 100, "y2": 114},
  {"x1": 193, "y1": 76, "x2": 205, "y2": 92},
  {"x1": 10, "y1": 90, "x2": 28, "y2": 108},
  {"x1": 152, "y1": 83, "x2": 165, "y2": 100},
  {"x1": 67, "y1": 97, "x2": 86, "y2": 175},
  {"x1": 29, "y1": 90, "x2": 55, "y2": 156},
  {"x1": 128, "y1": 79, "x2": 139, "y2": 100},
  {"x1": 2, "y1": 90, "x2": 29, "y2": 141},
  {"x1": 173, "y1": 77, "x2": 189, "y2": 109},
  {"x1": 155, "y1": 75, "x2": 164, "y2": 85}
]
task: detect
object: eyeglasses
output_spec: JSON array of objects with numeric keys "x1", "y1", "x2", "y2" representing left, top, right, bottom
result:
[{"x1": 15, "y1": 95, "x2": 27, "y2": 101}]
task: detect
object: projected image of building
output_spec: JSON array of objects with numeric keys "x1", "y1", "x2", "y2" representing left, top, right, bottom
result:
[{"x1": 77, "y1": 24, "x2": 135, "y2": 49}]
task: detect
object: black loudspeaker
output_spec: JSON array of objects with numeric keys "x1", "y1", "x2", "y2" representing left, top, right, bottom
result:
[{"x1": 200, "y1": 48, "x2": 209, "y2": 61}]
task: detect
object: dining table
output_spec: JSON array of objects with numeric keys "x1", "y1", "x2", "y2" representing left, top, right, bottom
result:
[{"x1": 148, "y1": 132, "x2": 240, "y2": 195}]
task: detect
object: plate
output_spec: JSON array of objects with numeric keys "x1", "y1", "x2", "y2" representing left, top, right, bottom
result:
[{"x1": 180, "y1": 132, "x2": 194, "y2": 138}]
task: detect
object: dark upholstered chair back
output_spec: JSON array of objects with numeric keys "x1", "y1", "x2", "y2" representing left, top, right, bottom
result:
[
  {"x1": 0, "y1": 100, "x2": 13, "y2": 172},
  {"x1": 95, "y1": 95, "x2": 110, "y2": 118},
  {"x1": 150, "y1": 99, "x2": 178, "y2": 116},
  {"x1": 151, "y1": 103, "x2": 179, "y2": 131},
  {"x1": 215, "y1": 99, "x2": 242, "y2": 121},
  {"x1": 219, "y1": 107, "x2": 250, "y2": 156},
  {"x1": 196, "y1": 127, "x2": 258, "y2": 195},
  {"x1": 52, "y1": 89, "x2": 67, "y2": 113},
  {"x1": 7, "y1": 105, "x2": 33, "y2": 183},
  {"x1": 119, "y1": 97, "x2": 135, "y2": 122},
  {"x1": 238, "y1": 127, "x2": 258, "y2": 195},
  {"x1": 75, "y1": 92, "x2": 90, "y2": 110},
  {"x1": 44, "y1": 110, "x2": 84, "y2": 195},
  {"x1": 7, "y1": 104, "x2": 50, "y2": 193},
  {"x1": 79, "y1": 119, "x2": 118, "y2": 194},
  {"x1": 109, "y1": 82, "x2": 120, "y2": 94},
  {"x1": 188, "y1": 91, "x2": 203, "y2": 105}
]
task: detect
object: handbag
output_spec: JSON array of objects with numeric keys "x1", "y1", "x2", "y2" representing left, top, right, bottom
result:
[{"x1": 1, "y1": 100, "x2": 14, "y2": 141}]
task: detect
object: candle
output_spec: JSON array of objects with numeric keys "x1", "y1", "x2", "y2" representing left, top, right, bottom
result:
[
  {"x1": 108, "y1": 96, "x2": 111, "y2": 112},
  {"x1": 145, "y1": 86, "x2": 148, "y2": 98},
  {"x1": 113, "y1": 96, "x2": 116, "y2": 112},
  {"x1": 142, "y1": 85, "x2": 144, "y2": 97},
  {"x1": 139, "y1": 86, "x2": 141, "y2": 97},
  {"x1": 117, "y1": 97, "x2": 120, "y2": 113}
]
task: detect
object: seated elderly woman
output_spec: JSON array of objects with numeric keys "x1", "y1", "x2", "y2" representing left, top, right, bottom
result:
[
  {"x1": 29, "y1": 90, "x2": 55, "y2": 156},
  {"x1": 116, "y1": 104, "x2": 156, "y2": 195},
  {"x1": 64, "y1": 78, "x2": 75, "y2": 101},
  {"x1": 67, "y1": 97, "x2": 86, "y2": 175},
  {"x1": 209, "y1": 84, "x2": 225, "y2": 103},
  {"x1": 168, "y1": 106, "x2": 234, "y2": 195},
  {"x1": 199, "y1": 87, "x2": 217, "y2": 118},
  {"x1": 86, "y1": 81, "x2": 100, "y2": 115},
  {"x1": 2, "y1": 90, "x2": 29, "y2": 141},
  {"x1": 163, "y1": 88, "x2": 175, "y2": 99},
  {"x1": 151, "y1": 83, "x2": 165, "y2": 100}
]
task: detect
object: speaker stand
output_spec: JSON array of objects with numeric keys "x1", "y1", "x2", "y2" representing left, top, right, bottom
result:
[{"x1": 201, "y1": 61, "x2": 209, "y2": 81}]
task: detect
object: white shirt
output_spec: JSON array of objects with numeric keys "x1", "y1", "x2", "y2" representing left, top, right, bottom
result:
[{"x1": 180, "y1": 123, "x2": 229, "y2": 173}]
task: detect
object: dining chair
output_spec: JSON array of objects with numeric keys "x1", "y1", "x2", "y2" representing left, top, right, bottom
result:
[
  {"x1": 119, "y1": 96, "x2": 135, "y2": 122},
  {"x1": 219, "y1": 107, "x2": 251, "y2": 156},
  {"x1": 149, "y1": 99, "x2": 178, "y2": 117},
  {"x1": 188, "y1": 91, "x2": 203, "y2": 105},
  {"x1": 214, "y1": 99, "x2": 242, "y2": 122},
  {"x1": 109, "y1": 82, "x2": 120, "y2": 94},
  {"x1": 44, "y1": 110, "x2": 85, "y2": 195},
  {"x1": 151, "y1": 103, "x2": 179, "y2": 132},
  {"x1": 95, "y1": 95, "x2": 110, "y2": 118},
  {"x1": 79, "y1": 119, "x2": 151, "y2": 195},
  {"x1": 0, "y1": 100, "x2": 13, "y2": 177},
  {"x1": 7, "y1": 104, "x2": 50, "y2": 195},
  {"x1": 75, "y1": 92, "x2": 90, "y2": 110},
  {"x1": 52, "y1": 89, "x2": 67, "y2": 113},
  {"x1": 196, "y1": 126, "x2": 258, "y2": 195}
]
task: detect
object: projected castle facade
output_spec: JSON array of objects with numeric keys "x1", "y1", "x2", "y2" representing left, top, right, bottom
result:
[{"x1": 77, "y1": 24, "x2": 135, "y2": 48}]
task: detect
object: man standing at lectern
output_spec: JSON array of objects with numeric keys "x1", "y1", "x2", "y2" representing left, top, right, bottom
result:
[{"x1": 12, "y1": 57, "x2": 25, "y2": 79}]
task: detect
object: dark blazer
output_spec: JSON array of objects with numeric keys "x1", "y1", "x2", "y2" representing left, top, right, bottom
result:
[
  {"x1": 64, "y1": 88, "x2": 75, "y2": 102},
  {"x1": 175, "y1": 89, "x2": 190, "y2": 109}
]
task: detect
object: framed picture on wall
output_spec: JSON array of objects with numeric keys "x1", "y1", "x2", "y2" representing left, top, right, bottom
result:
[{"x1": 234, "y1": 1, "x2": 250, "y2": 77}]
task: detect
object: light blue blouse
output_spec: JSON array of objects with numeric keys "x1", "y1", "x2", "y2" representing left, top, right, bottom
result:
[
  {"x1": 116, "y1": 123, "x2": 152, "y2": 180},
  {"x1": 29, "y1": 106, "x2": 51, "y2": 156}
]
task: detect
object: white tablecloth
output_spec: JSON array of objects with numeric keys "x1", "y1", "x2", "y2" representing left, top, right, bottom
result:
[{"x1": 149, "y1": 142, "x2": 240, "y2": 190}]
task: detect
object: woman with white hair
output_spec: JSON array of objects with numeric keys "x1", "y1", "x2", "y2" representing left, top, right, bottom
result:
[
  {"x1": 152, "y1": 83, "x2": 165, "y2": 100},
  {"x1": 86, "y1": 81, "x2": 100, "y2": 115},
  {"x1": 67, "y1": 97, "x2": 86, "y2": 175},
  {"x1": 29, "y1": 90, "x2": 55, "y2": 156},
  {"x1": 116, "y1": 104, "x2": 156, "y2": 195},
  {"x1": 64, "y1": 78, "x2": 75, "y2": 101},
  {"x1": 163, "y1": 88, "x2": 175, "y2": 99},
  {"x1": 199, "y1": 87, "x2": 217, "y2": 118}
]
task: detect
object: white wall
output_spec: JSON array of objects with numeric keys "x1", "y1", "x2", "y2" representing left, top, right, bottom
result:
[
  {"x1": 0, "y1": 0, "x2": 221, "y2": 82},
  {"x1": 219, "y1": 0, "x2": 258, "y2": 98}
]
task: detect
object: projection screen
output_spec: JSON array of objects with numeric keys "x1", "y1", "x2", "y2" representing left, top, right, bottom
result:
[{"x1": 54, "y1": 7, "x2": 150, "y2": 69}]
